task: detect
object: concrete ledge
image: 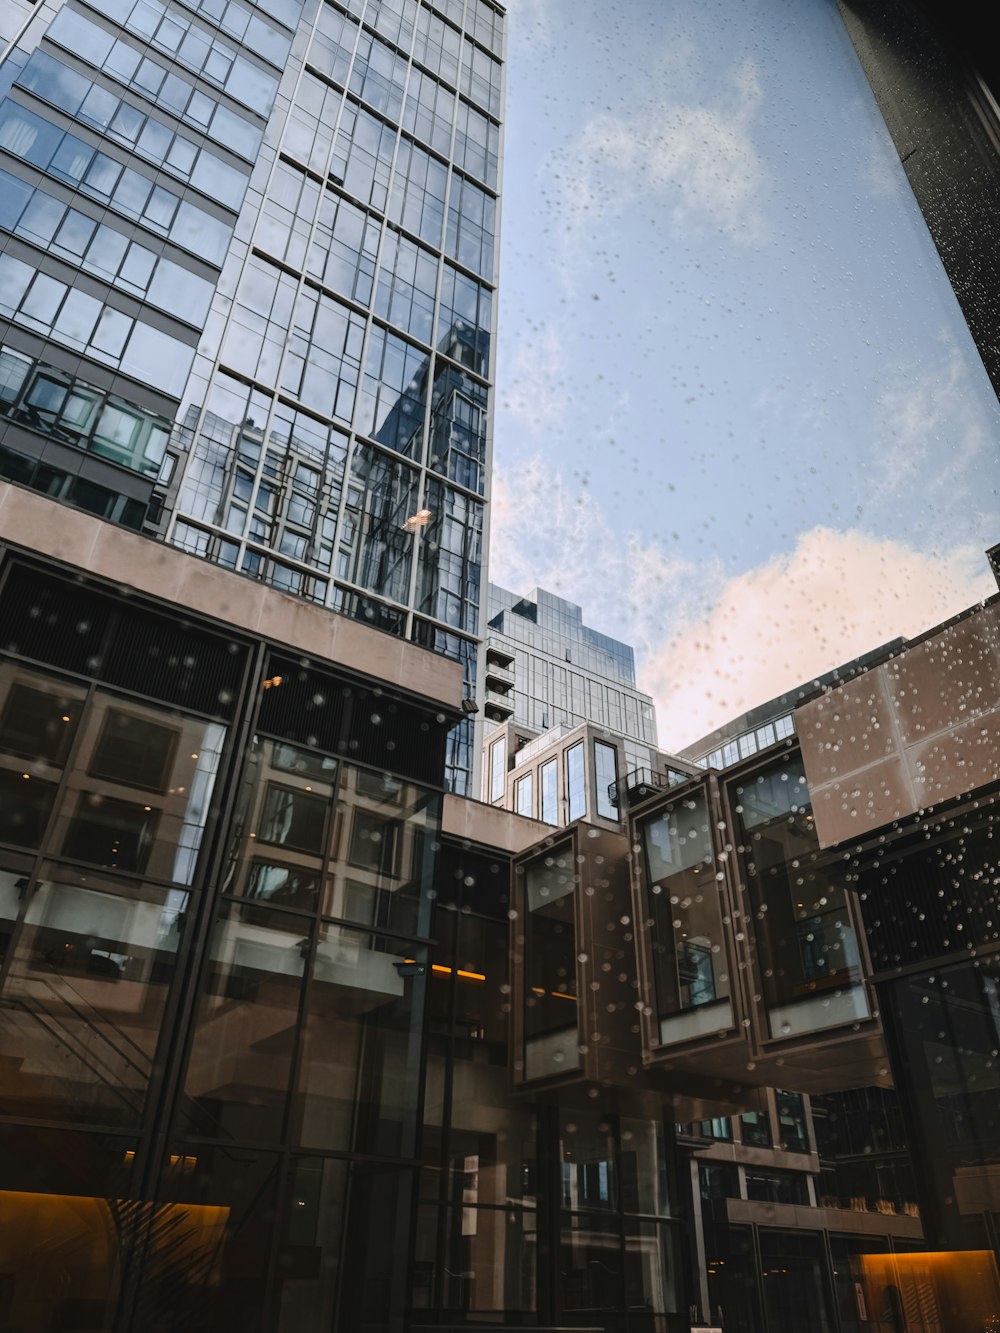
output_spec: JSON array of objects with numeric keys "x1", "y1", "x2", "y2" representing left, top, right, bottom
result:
[
  {"x1": 0, "y1": 482, "x2": 463, "y2": 711},
  {"x1": 442, "y1": 793, "x2": 550, "y2": 852}
]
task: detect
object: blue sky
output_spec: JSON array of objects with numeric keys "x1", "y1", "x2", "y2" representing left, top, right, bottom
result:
[{"x1": 487, "y1": 0, "x2": 1000, "y2": 748}]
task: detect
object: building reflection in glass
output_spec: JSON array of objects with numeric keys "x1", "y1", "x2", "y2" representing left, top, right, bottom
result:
[
  {"x1": 731, "y1": 755, "x2": 868, "y2": 1037},
  {"x1": 638, "y1": 785, "x2": 734, "y2": 1045}
]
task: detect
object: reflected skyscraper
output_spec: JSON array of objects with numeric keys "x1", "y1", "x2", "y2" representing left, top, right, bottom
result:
[{"x1": 0, "y1": 0, "x2": 502, "y2": 793}]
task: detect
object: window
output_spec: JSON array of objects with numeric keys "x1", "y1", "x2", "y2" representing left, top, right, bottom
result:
[
  {"x1": 639, "y1": 788, "x2": 731, "y2": 1036},
  {"x1": 489, "y1": 734, "x2": 506, "y2": 802},
  {"x1": 594, "y1": 740, "x2": 619, "y2": 820},
  {"x1": 348, "y1": 808, "x2": 400, "y2": 874},
  {"x1": 259, "y1": 784, "x2": 328, "y2": 854},
  {"x1": 776, "y1": 1091, "x2": 810, "y2": 1153},
  {"x1": 566, "y1": 741, "x2": 585, "y2": 821},
  {"x1": 61, "y1": 794, "x2": 160, "y2": 873},
  {"x1": 89, "y1": 709, "x2": 178, "y2": 792},
  {"x1": 540, "y1": 758, "x2": 557, "y2": 825},
  {"x1": 0, "y1": 680, "x2": 81, "y2": 765},
  {"x1": 741, "y1": 1110, "x2": 772, "y2": 1147},
  {"x1": 244, "y1": 861, "x2": 319, "y2": 912},
  {"x1": 744, "y1": 1169, "x2": 809, "y2": 1206},
  {"x1": 515, "y1": 772, "x2": 532, "y2": 818}
]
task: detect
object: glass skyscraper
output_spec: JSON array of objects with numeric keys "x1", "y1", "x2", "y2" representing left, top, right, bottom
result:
[{"x1": 0, "y1": 0, "x2": 502, "y2": 793}]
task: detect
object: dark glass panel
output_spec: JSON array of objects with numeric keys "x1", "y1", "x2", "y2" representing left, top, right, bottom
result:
[
  {"x1": 439, "y1": 1204, "x2": 537, "y2": 1316},
  {"x1": 0, "y1": 869, "x2": 185, "y2": 1125},
  {"x1": 0, "y1": 768, "x2": 58, "y2": 848},
  {"x1": 702, "y1": 1223, "x2": 760, "y2": 1333},
  {"x1": 829, "y1": 1234, "x2": 890, "y2": 1333},
  {"x1": 559, "y1": 1212, "x2": 623, "y2": 1314},
  {"x1": 271, "y1": 1156, "x2": 347, "y2": 1332},
  {"x1": 758, "y1": 1230, "x2": 833, "y2": 1333},
  {"x1": 89, "y1": 708, "x2": 177, "y2": 791},
  {"x1": 623, "y1": 1219, "x2": 685, "y2": 1318},
  {"x1": 741, "y1": 1109, "x2": 772, "y2": 1148},
  {"x1": 620, "y1": 1118, "x2": 674, "y2": 1217},
  {"x1": 447, "y1": 914, "x2": 536, "y2": 1204},
  {"x1": 522, "y1": 845, "x2": 579, "y2": 1080},
  {"x1": 0, "y1": 1126, "x2": 135, "y2": 1332},
  {"x1": 148, "y1": 1144, "x2": 281, "y2": 1332},
  {"x1": 776, "y1": 1090, "x2": 810, "y2": 1153},
  {"x1": 640, "y1": 787, "x2": 732, "y2": 1039},
  {"x1": 560, "y1": 1112, "x2": 617, "y2": 1212},
  {"x1": 258, "y1": 783, "x2": 328, "y2": 854},
  {"x1": 744, "y1": 1169, "x2": 810, "y2": 1205},
  {"x1": 292, "y1": 930, "x2": 426, "y2": 1157},
  {"x1": 181, "y1": 906, "x2": 307, "y2": 1141},
  {"x1": 336, "y1": 1164, "x2": 417, "y2": 1332},
  {"x1": 0, "y1": 678, "x2": 81, "y2": 764},
  {"x1": 732, "y1": 755, "x2": 867, "y2": 1037},
  {"x1": 244, "y1": 860, "x2": 319, "y2": 912},
  {"x1": 61, "y1": 793, "x2": 160, "y2": 873}
]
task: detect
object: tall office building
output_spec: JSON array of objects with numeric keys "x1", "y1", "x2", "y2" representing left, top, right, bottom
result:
[
  {"x1": 0, "y1": 0, "x2": 503, "y2": 794},
  {"x1": 485, "y1": 584, "x2": 658, "y2": 753}
]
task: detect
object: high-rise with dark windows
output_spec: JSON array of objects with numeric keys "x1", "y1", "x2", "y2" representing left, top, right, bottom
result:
[{"x1": 0, "y1": 0, "x2": 502, "y2": 794}]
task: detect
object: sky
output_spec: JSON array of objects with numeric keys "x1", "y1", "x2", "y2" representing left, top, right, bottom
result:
[{"x1": 487, "y1": 0, "x2": 1000, "y2": 750}]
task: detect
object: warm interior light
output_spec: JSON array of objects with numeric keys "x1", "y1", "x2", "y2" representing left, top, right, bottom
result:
[
  {"x1": 402, "y1": 508, "x2": 432, "y2": 531},
  {"x1": 429, "y1": 964, "x2": 485, "y2": 982}
]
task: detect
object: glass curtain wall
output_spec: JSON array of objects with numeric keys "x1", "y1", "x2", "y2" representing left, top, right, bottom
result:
[
  {"x1": 521, "y1": 843, "x2": 579, "y2": 1081},
  {"x1": 0, "y1": 0, "x2": 505, "y2": 796},
  {"x1": 416, "y1": 844, "x2": 538, "y2": 1323},
  {"x1": 730, "y1": 754, "x2": 869, "y2": 1037},
  {"x1": 0, "y1": 570, "x2": 445, "y2": 1331},
  {"x1": 637, "y1": 785, "x2": 733, "y2": 1045},
  {"x1": 558, "y1": 1110, "x2": 686, "y2": 1332}
]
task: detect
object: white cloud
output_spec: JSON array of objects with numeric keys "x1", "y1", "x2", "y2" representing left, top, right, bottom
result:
[
  {"x1": 489, "y1": 462, "x2": 995, "y2": 757},
  {"x1": 555, "y1": 55, "x2": 767, "y2": 249},
  {"x1": 871, "y1": 335, "x2": 989, "y2": 503},
  {"x1": 502, "y1": 0, "x2": 554, "y2": 46},
  {"x1": 499, "y1": 327, "x2": 570, "y2": 438},
  {"x1": 645, "y1": 527, "x2": 995, "y2": 751},
  {"x1": 862, "y1": 128, "x2": 903, "y2": 199}
]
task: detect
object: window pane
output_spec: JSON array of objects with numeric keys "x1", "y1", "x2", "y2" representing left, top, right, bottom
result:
[
  {"x1": 489, "y1": 734, "x2": 506, "y2": 802},
  {"x1": 594, "y1": 741, "x2": 619, "y2": 821},
  {"x1": 539, "y1": 758, "x2": 557, "y2": 825},
  {"x1": 292, "y1": 929, "x2": 427, "y2": 1156},
  {"x1": 0, "y1": 869, "x2": 185, "y2": 1125},
  {"x1": 90, "y1": 708, "x2": 177, "y2": 790},
  {"x1": 523, "y1": 845, "x2": 578, "y2": 1079},
  {"x1": 181, "y1": 906, "x2": 307, "y2": 1140},
  {"x1": 566, "y1": 741, "x2": 585, "y2": 822},
  {"x1": 639, "y1": 788, "x2": 732, "y2": 1042},
  {"x1": 259, "y1": 783, "x2": 328, "y2": 853}
]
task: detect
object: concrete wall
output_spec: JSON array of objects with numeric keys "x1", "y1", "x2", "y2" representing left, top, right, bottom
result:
[
  {"x1": 0, "y1": 482, "x2": 463, "y2": 711},
  {"x1": 798, "y1": 601, "x2": 1000, "y2": 847}
]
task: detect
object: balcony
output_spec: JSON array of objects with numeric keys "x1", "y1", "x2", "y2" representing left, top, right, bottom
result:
[
  {"x1": 484, "y1": 660, "x2": 514, "y2": 691},
  {"x1": 485, "y1": 643, "x2": 515, "y2": 669},
  {"x1": 484, "y1": 686, "x2": 514, "y2": 721},
  {"x1": 610, "y1": 765, "x2": 691, "y2": 808}
]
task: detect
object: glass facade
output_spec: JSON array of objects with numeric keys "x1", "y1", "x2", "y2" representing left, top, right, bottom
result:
[
  {"x1": 485, "y1": 584, "x2": 659, "y2": 773},
  {"x1": 0, "y1": 557, "x2": 448, "y2": 1331},
  {"x1": 0, "y1": 0, "x2": 504, "y2": 796},
  {"x1": 638, "y1": 784, "x2": 734, "y2": 1045},
  {"x1": 730, "y1": 754, "x2": 869, "y2": 1038}
]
